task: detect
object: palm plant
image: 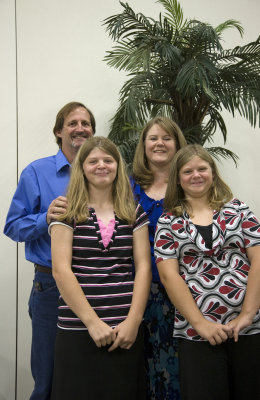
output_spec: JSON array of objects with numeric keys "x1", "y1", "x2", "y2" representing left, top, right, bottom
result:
[{"x1": 104, "y1": 0, "x2": 260, "y2": 166}]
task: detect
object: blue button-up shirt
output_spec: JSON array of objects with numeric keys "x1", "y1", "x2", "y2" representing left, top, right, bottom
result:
[{"x1": 4, "y1": 149, "x2": 70, "y2": 267}]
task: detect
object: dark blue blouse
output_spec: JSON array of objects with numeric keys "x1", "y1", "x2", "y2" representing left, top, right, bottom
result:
[{"x1": 130, "y1": 177, "x2": 164, "y2": 282}]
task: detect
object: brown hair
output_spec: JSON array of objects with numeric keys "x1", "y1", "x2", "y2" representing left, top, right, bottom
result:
[
  {"x1": 59, "y1": 136, "x2": 136, "y2": 224},
  {"x1": 53, "y1": 102, "x2": 96, "y2": 147},
  {"x1": 164, "y1": 144, "x2": 233, "y2": 216},
  {"x1": 133, "y1": 117, "x2": 187, "y2": 189}
]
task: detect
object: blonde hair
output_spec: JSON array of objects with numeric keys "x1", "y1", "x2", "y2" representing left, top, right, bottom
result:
[
  {"x1": 60, "y1": 137, "x2": 136, "y2": 224},
  {"x1": 164, "y1": 144, "x2": 233, "y2": 216},
  {"x1": 133, "y1": 117, "x2": 187, "y2": 189}
]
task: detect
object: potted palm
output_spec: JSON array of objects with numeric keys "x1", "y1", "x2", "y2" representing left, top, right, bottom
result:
[{"x1": 104, "y1": 0, "x2": 260, "y2": 167}]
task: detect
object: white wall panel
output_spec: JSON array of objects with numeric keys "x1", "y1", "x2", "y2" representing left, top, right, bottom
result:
[{"x1": 0, "y1": 1, "x2": 17, "y2": 399}]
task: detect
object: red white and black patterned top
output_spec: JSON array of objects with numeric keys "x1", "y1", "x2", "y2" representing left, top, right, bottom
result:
[
  {"x1": 50, "y1": 204, "x2": 148, "y2": 330},
  {"x1": 154, "y1": 198, "x2": 260, "y2": 341}
]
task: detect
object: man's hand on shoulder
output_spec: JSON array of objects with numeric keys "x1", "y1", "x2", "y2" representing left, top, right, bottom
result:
[{"x1": 47, "y1": 196, "x2": 68, "y2": 224}]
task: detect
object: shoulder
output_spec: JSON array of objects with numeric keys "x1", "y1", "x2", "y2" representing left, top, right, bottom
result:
[
  {"x1": 130, "y1": 176, "x2": 142, "y2": 196},
  {"x1": 222, "y1": 198, "x2": 251, "y2": 214},
  {"x1": 135, "y1": 203, "x2": 147, "y2": 220},
  {"x1": 157, "y1": 211, "x2": 178, "y2": 224},
  {"x1": 23, "y1": 154, "x2": 56, "y2": 174},
  {"x1": 133, "y1": 203, "x2": 149, "y2": 229},
  {"x1": 29, "y1": 154, "x2": 56, "y2": 168},
  {"x1": 135, "y1": 202, "x2": 145, "y2": 215},
  {"x1": 16, "y1": 155, "x2": 57, "y2": 186},
  {"x1": 48, "y1": 219, "x2": 74, "y2": 235}
]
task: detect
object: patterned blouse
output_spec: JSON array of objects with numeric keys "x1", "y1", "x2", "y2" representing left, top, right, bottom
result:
[
  {"x1": 50, "y1": 204, "x2": 148, "y2": 331},
  {"x1": 154, "y1": 198, "x2": 260, "y2": 341}
]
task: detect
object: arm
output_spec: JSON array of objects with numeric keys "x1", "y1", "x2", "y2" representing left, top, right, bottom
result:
[
  {"x1": 109, "y1": 224, "x2": 151, "y2": 351},
  {"x1": 4, "y1": 166, "x2": 67, "y2": 242},
  {"x1": 226, "y1": 245, "x2": 260, "y2": 341},
  {"x1": 51, "y1": 224, "x2": 116, "y2": 347},
  {"x1": 157, "y1": 258, "x2": 232, "y2": 345}
]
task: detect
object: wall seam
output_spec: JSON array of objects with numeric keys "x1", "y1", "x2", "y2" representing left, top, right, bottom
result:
[{"x1": 15, "y1": 0, "x2": 18, "y2": 399}]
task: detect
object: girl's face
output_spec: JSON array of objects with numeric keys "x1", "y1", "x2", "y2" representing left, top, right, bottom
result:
[
  {"x1": 83, "y1": 148, "x2": 118, "y2": 189},
  {"x1": 179, "y1": 156, "x2": 213, "y2": 199},
  {"x1": 144, "y1": 124, "x2": 177, "y2": 169}
]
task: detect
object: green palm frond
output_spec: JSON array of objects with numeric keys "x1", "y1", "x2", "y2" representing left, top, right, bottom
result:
[
  {"x1": 104, "y1": 41, "x2": 153, "y2": 71},
  {"x1": 204, "y1": 106, "x2": 227, "y2": 143},
  {"x1": 182, "y1": 20, "x2": 223, "y2": 54},
  {"x1": 157, "y1": 0, "x2": 187, "y2": 31},
  {"x1": 117, "y1": 137, "x2": 139, "y2": 172},
  {"x1": 217, "y1": 37, "x2": 260, "y2": 64},
  {"x1": 175, "y1": 56, "x2": 218, "y2": 99},
  {"x1": 215, "y1": 19, "x2": 244, "y2": 37},
  {"x1": 205, "y1": 146, "x2": 239, "y2": 166},
  {"x1": 103, "y1": 1, "x2": 156, "y2": 41}
]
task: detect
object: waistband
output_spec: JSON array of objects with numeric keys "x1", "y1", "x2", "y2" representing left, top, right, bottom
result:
[{"x1": 35, "y1": 264, "x2": 52, "y2": 275}]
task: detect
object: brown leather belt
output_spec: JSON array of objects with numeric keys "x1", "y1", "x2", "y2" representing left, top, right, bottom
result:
[{"x1": 35, "y1": 264, "x2": 52, "y2": 275}]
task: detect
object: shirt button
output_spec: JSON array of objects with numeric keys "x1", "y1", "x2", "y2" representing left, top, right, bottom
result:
[{"x1": 156, "y1": 203, "x2": 160, "y2": 207}]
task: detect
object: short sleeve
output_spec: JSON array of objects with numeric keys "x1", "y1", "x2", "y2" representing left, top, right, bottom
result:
[
  {"x1": 133, "y1": 203, "x2": 149, "y2": 231},
  {"x1": 238, "y1": 200, "x2": 260, "y2": 248},
  {"x1": 154, "y1": 213, "x2": 178, "y2": 263},
  {"x1": 48, "y1": 219, "x2": 74, "y2": 236}
]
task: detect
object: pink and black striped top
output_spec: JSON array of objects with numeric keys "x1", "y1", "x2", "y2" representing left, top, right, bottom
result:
[{"x1": 52, "y1": 204, "x2": 149, "y2": 330}]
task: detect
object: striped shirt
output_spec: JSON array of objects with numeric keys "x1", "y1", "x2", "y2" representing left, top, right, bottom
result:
[{"x1": 51, "y1": 204, "x2": 148, "y2": 330}]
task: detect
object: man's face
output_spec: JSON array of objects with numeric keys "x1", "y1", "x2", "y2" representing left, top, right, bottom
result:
[{"x1": 56, "y1": 107, "x2": 94, "y2": 161}]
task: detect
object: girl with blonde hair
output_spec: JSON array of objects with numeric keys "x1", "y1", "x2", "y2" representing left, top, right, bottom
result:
[
  {"x1": 50, "y1": 136, "x2": 151, "y2": 400},
  {"x1": 155, "y1": 144, "x2": 260, "y2": 400}
]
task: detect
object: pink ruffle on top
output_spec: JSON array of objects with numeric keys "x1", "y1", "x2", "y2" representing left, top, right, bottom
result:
[{"x1": 97, "y1": 218, "x2": 115, "y2": 248}]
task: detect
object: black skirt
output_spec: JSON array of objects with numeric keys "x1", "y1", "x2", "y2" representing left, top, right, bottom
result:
[{"x1": 51, "y1": 324, "x2": 145, "y2": 400}]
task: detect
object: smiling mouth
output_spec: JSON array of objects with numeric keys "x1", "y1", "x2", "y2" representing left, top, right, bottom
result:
[
  {"x1": 72, "y1": 135, "x2": 87, "y2": 139},
  {"x1": 72, "y1": 132, "x2": 92, "y2": 139}
]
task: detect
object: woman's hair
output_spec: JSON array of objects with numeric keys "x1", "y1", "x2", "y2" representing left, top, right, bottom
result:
[
  {"x1": 59, "y1": 136, "x2": 136, "y2": 224},
  {"x1": 133, "y1": 116, "x2": 187, "y2": 189},
  {"x1": 164, "y1": 144, "x2": 233, "y2": 215}
]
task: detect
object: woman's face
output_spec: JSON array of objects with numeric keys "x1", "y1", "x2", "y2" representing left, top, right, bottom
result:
[
  {"x1": 83, "y1": 147, "x2": 118, "y2": 189},
  {"x1": 144, "y1": 124, "x2": 177, "y2": 169},
  {"x1": 179, "y1": 156, "x2": 213, "y2": 199}
]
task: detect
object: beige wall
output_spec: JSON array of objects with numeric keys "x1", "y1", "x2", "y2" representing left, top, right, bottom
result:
[
  {"x1": 0, "y1": 1, "x2": 17, "y2": 399},
  {"x1": 0, "y1": 0, "x2": 259, "y2": 399}
]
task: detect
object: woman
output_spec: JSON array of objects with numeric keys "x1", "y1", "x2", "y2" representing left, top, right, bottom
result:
[
  {"x1": 131, "y1": 116, "x2": 187, "y2": 399},
  {"x1": 50, "y1": 137, "x2": 151, "y2": 400},
  {"x1": 154, "y1": 144, "x2": 260, "y2": 400}
]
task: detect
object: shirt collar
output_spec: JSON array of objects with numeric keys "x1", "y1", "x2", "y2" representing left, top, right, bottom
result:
[{"x1": 55, "y1": 149, "x2": 70, "y2": 172}]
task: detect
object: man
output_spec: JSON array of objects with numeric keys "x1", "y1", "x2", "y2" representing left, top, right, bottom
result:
[{"x1": 4, "y1": 102, "x2": 96, "y2": 400}]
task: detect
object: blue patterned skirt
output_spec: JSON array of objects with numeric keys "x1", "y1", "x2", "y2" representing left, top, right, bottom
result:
[{"x1": 143, "y1": 282, "x2": 180, "y2": 400}]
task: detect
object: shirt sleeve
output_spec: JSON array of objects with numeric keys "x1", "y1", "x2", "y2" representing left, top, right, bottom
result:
[
  {"x1": 154, "y1": 213, "x2": 178, "y2": 263},
  {"x1": 238, "y1": 200, "x2": 260, "y2": 248},
  {"x1": 48, "y1": 220, "x2": 74, "y2": 235},
  {"x1": 133, "y1": 203, "x2": 149, "y2": 231},
  {"x1": 3, "y1": 165, "x2": 48, "y2": 242}
]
